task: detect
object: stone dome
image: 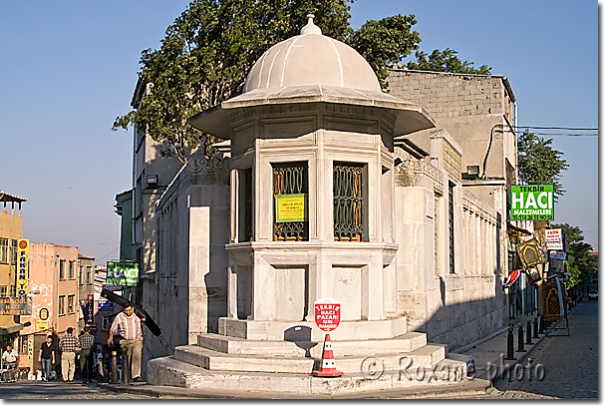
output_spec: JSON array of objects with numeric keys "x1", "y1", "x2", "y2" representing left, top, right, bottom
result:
[{"x1": 242, "y1": 15, "x2": 381, "y2": 94}]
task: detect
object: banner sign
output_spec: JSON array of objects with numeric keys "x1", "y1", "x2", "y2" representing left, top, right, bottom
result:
[
  {"x1": 86, "y1": 294, "x2": 95, "y2": 326},
  {"x1": 275, "y1": 194, "x2": 307, "y2": 223},
  {"x1": 314, "y1": 298, "x2": 341, "y2": 332},
  {"x1": 0, "y1": 296, "x2": 31, "y2": 315},
  {"x1": 17, "y1": 239, "x2": 29, "y2": 297},
  {"x1": 510, "y1": 185, "x2": 554, "y2": 221},
  {"x1": 549, "y1": 251, "x2": 568, "y2": 261},
  {"x1": 106, "y1": 261, "x2": 139, "y2": 286},
  {"x1": 545, "y1": 229, "x2": 562, "y2": 242},
  {"x1": 97, "y1": 299, "x2": 114, "y2": 311}
]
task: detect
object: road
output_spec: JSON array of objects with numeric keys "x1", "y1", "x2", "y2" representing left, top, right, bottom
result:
[
  {"x1": 474, "y1": 300, "x2": 599, "y2": 399},
  {"x1": 0, "y1": 380, "x2": 156, "y2": 400}
]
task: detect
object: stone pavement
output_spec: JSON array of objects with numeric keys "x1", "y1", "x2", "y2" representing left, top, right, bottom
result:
[{"x1": 97, "y1": 305, "x2": 579, "y2": 399}]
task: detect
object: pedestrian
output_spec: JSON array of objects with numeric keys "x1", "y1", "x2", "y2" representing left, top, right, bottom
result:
[
  {"x1": 2, "y1": 344, "x2": 19, "y2": 369},
  {"x1": 38, "y1": 335, "x2": 55, "y2": 381},
  {"x1": 58, "y1": 327, "x2": 80, "y2": 382},
  {"x1": 78, "y1": 327, "x2": 95, "y2": 383},
  {"x1": 107, "y1": 304, "x2": 143, "y2": 383},
  {"x1": 49, "y1": 327, "x2": 61, "y2": 380},
  {"x1": 95, "y1": 349, "x2": 104, "y2": 379}
]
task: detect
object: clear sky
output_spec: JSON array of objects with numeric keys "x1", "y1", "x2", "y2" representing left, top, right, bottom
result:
[{"x1": 0, "y1": 1, "x2": 598, "y2": 265}]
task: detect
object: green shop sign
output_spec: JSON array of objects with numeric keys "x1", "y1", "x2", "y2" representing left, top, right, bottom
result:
[
  {"x1": 106, "y1": 261, "x2": 139, "y2": 286},
  {"x1": 510, "y1": 184, "x2": 554, "y2": 221}
]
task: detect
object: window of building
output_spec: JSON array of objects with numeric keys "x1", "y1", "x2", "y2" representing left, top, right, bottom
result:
[
  {"x1": 68, "y1": 295, "x2": 75, "y2": 313},
  {"x1": 0, "y1": 285, "x2": 7, "y2": 297},
  {"x1": 79, "y1": 265, "x2": 84, "y2": 285},
  {"x1": 0, "y1": 238, "x2": 8, "y2": 264},
  {"x1": 59, "y1": 295, "x2": 65, "y2": 315},
  {"x1": 86, "y1": 266, "x2": 93, "y2": 284},
  {"x1": 11, "y1": 239, "x2": 17, "y2": 265},
  {"x1": 68, "y1": 261, "x2": 75, "y2": 279},
  {"x1": 273, "y1": 162, "x2": 309, "y2": 241},
  {"x1": 9, "y1": 286, "x2": 15, "y2": 296},
  {"x1": 240, "y1": 168, "x2": 253, "y2": 242},
  {"x1": 333, "y1": 162, "x2": 366, "y2": 242},
  {"x1": 59, "y1": 260, "x2": 66, "y2": 280},
  {"x1": 448, "y1": 182, "x2": 456, "y2": 274}
]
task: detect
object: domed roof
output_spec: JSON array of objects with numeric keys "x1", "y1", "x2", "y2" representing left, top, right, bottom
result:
[{"x1": 242, "y1": 15, "x2": 381, "y2": 94}]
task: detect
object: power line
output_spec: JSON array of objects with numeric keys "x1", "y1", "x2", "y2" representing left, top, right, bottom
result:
[
  {"x1": 514, "y1": 126, "x2": 597, "y2": 131},
  {"x1": 529, "y1": 132, "x2": 598, "y2": 137}
]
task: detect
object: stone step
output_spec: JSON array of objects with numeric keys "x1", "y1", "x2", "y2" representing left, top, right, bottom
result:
[
  {"x1": 174, "y1": 342, "x2": 447, "y2": 374},
  {"x1": 197, "y1": 331, "x2": 427, "y2": 357},
  {"x1": 147, "y1": 355, "x2": 472, "y2": 395}
]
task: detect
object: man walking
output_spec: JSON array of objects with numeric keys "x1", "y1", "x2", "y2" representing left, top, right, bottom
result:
[
  {"x1": 59, "y1": 327, "x2": 80, "y2": 382},
  {"x1": 107, "y1": 304, "x2": 143, "y2": 383},
  {"x1": 38, "y1": 335, "x2": 55, "y2": 381},
  {"x1": 78, "y1": 327, "x2": 95, "y2": 383}
]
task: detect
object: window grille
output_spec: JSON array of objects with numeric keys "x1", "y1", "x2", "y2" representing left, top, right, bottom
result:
[
  {"x1": 11, "y1": 240, "x2": 17, "y2": 265},
  {"x1": 448, "y1": 182, "x2": 455, "y2": 274},
  {"x1": 273, "y1": 162, "x2": 308, "y2": 241},
  {"x1": 0, "y1": 238, "x2": 8, "y2": 264},
  {"x1": 333, "y1": 163, "x2": 364, "y2": 242}
]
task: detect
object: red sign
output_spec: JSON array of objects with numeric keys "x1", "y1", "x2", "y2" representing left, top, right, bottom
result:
[{"x1": 314, "y1": 299, "x2": 341, "y2": 332}]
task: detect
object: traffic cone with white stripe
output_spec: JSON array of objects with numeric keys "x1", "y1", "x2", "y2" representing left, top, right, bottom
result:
[{"x1": 312, "y1": 334, "x2": 344, "y2": 377}]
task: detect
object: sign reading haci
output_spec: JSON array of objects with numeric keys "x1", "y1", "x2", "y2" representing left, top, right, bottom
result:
[
  {"x1": 106, "y1": 261, "x2": 139, "y2": 286},
  {"x1": 314, "y1": 298, "x2": 341, "y2": 332},
  {"x1": 275, "y1": 194, "x2": 307, "y2": 223},
  {"x1": 510, "y1": 184, "x2": 554, "y2": 221}
]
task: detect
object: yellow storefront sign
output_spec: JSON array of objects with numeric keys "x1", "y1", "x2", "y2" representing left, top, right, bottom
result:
[
  {"x1": 36, "y1": 320, "x2": 49, "y2": 331},
  {"x1": 17, "y1": 239, "x2": 29, "y2": 297},
  {"x1": 275, "y1": 194, "x2": 307, "y2": 223}
]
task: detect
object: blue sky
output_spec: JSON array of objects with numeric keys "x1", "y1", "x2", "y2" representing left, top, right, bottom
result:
[{"x1": 0, "y1": 1, "x2": 598, "y2": 264}]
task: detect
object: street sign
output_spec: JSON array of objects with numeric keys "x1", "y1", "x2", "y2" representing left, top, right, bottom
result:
[
  {"x1": 0, "y1": 296, "x2": 32, "y2": 315},
  {"x1": 314, "y1": 299, "x2": 341, "y2": 332},
  {"x1": 549, "y1": 251, "x2": 568, "y2": 261},
  {"x1": 510, "y1": 184, "x2": 554, "y2": 221},
  {"x1": 545, "y1": 229, "x2": 562, "y2": 242}
]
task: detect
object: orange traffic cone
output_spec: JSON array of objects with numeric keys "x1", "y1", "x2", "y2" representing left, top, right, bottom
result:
[{"x1": 312, "y1": 334, "x2": 344, "y2": 377}]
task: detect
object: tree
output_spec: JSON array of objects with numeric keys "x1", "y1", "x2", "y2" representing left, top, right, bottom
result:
[
  {"x1": 550, "y1": 223, "x2": 597, "y2": 290},
  {"x1": 113, "y1": 0, "x2": 490, "y2": 163},
  {"x1": 405, "y1": 48, "x2": 491, "y2": 75},
  {"x1": 517, "y1": 130, "x2": 569, "y2": 197}
]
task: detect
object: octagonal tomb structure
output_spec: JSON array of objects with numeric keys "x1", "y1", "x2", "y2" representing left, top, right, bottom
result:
[{"x1": 187, "y1": 16, "x2": 435, "y2": 340}]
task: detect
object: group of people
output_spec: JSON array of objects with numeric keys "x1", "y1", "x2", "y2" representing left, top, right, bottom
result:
[
  {"x1": 38, "y1": 326, "x2": 98, "y2": 382},
  {"x1": 2, "y1": 303, "x2": 144, "y2": 384}
]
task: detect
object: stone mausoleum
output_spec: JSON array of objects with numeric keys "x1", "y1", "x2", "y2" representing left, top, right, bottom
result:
[{"x1": 131, "y1": 16, "x2": 518, "y2": 394}]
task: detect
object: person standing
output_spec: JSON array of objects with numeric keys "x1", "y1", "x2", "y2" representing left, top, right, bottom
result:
[
  {"x1": 58, "y1": 327, "x2": 80, "y2": 382},
  {"x1": 78, "y1": 327, "x2": 95, "y2": 383},
  {"x1": 107, "y1": 304, "x2": 143, "y2": 383},
  {"x1": 38, "y1": 335, "x2": 55, "y2": 381}
]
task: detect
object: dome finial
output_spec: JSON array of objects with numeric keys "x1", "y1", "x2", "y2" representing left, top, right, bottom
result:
[{"x1": 301, "y1": 14, "x2": 322, "y2": 35}]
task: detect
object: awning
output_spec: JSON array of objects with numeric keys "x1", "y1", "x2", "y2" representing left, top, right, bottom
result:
[
  {"x1": 503, "y1": 269, "x2": 522, "y2": 288},
  {"x1": 0, "y1": 321, "x2": 24, "y2": 336}
]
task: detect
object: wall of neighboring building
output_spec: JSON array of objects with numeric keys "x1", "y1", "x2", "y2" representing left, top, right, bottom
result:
[{"x1": 388, "y1": 69, "x2": 516, "y2": 182}]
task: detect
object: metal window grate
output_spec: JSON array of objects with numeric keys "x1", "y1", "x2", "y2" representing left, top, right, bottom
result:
[
  {"x1": 273, "y1": 163, "x2": 308, "y2": 241},
  {"x1": 333, "y1": 163, "x2": 364, "y2": 242},
  {"x1": 449, "y1": 182, "x2": 455, "y2": 274}
]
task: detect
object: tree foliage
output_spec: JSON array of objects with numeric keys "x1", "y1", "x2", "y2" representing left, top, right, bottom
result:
[
  {"x1": 550, "y1": 223, "x2": 597, "y2": 289},
  {"x1": 113, "y1": 0, "x2": 491, "y2": 163},
  {"x1": 517, "y1": 130, "x2": 569, "y2": 197},
  {"x1": 405, "y1": 48, "x2": 491, "y2": 75}
]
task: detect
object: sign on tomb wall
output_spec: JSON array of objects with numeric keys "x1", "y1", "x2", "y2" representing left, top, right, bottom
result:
[
  {"x1": 275, "y1": 194, "x2": 307, "y2": 222},
  {"x1": 510, "y1": 184, "x2": 554, "y2": 221}
]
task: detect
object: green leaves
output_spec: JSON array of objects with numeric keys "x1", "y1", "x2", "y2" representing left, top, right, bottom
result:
[
  {"x1": 405, "y1": 48, "x2": 491, "y2": 75},
  {"x1": 112, "y1": 0, "x2": 491, "y2": 163},
  {"x1": 517, "y1": 130, "x2": 569, "y2": 198}
]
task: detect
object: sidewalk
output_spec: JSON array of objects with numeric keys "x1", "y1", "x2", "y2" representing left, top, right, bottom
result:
[{"x1": 98, "y1": 306, "x2": 577, "y2": 399}]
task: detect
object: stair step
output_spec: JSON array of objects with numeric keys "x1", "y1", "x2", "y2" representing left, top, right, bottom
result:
[
  {"x1": 197, "y1": 332, "x2": 427, "y2": 357},
  {"x1": 147, "y1": 355, "x2": 473, "y2": 395},
  {"x1": 174, "y1": 342, "x2": 446, "y2": 374}
]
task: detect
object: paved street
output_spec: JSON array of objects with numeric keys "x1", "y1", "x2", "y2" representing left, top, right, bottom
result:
[
  {"x1": 0, "y1": 380, "x2": 155, "y2": 400},
  {"x1": 469, "y1": 300, "x2": 598, "y2": 400}
]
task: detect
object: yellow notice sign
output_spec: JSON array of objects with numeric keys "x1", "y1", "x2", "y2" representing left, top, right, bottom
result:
[
  {"x1": 275, "y1": 194, "x2": 307, "y2": 223},
  {"x1": 36, "y1": 320, "x2": 49, "y2": 330}
]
